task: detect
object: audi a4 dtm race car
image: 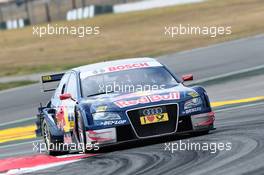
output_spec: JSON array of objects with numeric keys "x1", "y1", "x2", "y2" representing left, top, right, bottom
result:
[{"x1": 36, "y1": 58, "x2": 215, "y2": 155}]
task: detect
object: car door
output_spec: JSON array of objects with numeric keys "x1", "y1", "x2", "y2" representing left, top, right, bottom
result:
[
  {"x1": 51, "y1": 72, "x2": 70, "y2": 131},
  {"x1": 51, "y1": 72, "x2": 70, "y2": 109},
  {"x1": 63, "y1": 72, "x2": 79, "y2": 133}
]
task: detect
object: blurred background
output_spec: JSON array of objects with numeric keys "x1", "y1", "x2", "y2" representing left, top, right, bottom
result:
[
  {"x1": 0, "y1": 0, "x2": 263, "y2": 80},
  {"x1": 0, "y1": 0, "x2": 141, "y2": 27},
  {"x1": 1, "y1": 0, "x2": 218, "y2": 30}
]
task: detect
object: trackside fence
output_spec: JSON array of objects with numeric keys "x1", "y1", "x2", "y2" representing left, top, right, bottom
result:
[{"x1": 0, "y1": 0, "x2": 142, "y2": 29}]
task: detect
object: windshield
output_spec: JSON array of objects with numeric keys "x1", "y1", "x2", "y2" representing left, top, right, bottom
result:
[{"x1": 81, "y1": 67, "x2": 179, "y2": 97}]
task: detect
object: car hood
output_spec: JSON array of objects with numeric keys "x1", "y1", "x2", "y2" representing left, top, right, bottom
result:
[{"x1": 79, "y1": 84, "x2": 199, "y2": 113}]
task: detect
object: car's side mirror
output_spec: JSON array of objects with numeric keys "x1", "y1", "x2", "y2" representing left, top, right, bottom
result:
[
  {"x1": 182, "y1": 74, "x2": 193, "y2": 82},
  {"x1": 59, "y1": 93, "x2": 72, "y2": 100}
]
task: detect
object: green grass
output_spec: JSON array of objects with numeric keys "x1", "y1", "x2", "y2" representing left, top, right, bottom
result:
[
  {"x1": 0, "y1": 0, "x2": 264, "y2": 77},
  {"x1": 0, "y1": 81, "x2": 37, "y2": 91}
]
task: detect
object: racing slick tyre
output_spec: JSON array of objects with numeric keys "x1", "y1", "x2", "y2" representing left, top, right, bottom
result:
[
  {"x1": 191, "y1": 130, "x2": 209, "y2": 136},
  {"x1": 76, "y1": 110, "x2": 90, "y2": 154},
  {"x1": 42, "y1": 119, "x2": 68, "y2": 156}
]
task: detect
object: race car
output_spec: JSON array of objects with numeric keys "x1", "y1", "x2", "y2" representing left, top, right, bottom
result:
[{"x1": 36, "y1": 57, "x2": 215, "y2": 155}]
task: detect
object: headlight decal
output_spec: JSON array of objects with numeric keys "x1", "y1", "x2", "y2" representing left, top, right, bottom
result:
[
  {"x1": 92, "y1": 112, "x2": 121, "y2": 120},
  {"x1": 184, "y1": 97, "x2": 203, "y2": 110}
]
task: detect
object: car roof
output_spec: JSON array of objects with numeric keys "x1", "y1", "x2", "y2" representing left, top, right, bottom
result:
[{"x1": 72, "y1": 57, "x2": 161, "y2": 73}]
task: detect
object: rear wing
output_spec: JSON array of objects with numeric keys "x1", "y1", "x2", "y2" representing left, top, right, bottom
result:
[{"x1": 41, "y1": 73, "x2": 64, "y2": 92}]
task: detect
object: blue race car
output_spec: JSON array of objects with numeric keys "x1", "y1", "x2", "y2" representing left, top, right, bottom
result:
[{"x1": 36, "y1": 58, "x2": 215, "y2": 155}]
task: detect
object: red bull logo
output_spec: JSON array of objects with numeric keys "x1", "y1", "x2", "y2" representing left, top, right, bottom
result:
[{"x1": 114, "y1": 92, "x2": 180, "y2": 108}]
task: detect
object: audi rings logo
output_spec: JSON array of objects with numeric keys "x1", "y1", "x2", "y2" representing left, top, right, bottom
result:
[{"x1": 143, "y1": 107, "x2": 163, "y2": 116}]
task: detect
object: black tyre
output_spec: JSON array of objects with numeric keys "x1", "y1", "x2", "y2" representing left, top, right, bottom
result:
[
  {"x1": 42, "y1": 119, "x2": 67, "y2": 156},
  {"x1": 191, "y1": 130, "x2": 209, "y2": 136},
  {"x1": 76, "y1": 110, "x2": 89, "y2": 153}
]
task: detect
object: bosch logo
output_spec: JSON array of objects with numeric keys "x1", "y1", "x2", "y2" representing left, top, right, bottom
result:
[{"x1": 143, "y1": 107, "x2": 163, "y2": 116}]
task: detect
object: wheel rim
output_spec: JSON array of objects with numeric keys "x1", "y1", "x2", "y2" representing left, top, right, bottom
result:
[
  {"x1": 78, "y1": 115, "x2": 85, "y2": 152},
  {"x1": 43, "y1": 122, "x2": 50, "y2": 150}
]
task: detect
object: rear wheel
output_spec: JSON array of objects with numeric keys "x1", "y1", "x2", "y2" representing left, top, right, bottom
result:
[
  {"x1": 76, "y1": 111, "x2": 89, "y2": 153},
  {"x1": 42, "y1": 119, "x2": 66, "y2": 156},
  {"x1": 192, "y1": 130, "x2": 209, "y2": 136}
]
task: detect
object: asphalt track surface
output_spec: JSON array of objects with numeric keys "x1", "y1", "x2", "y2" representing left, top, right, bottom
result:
[
  {"x1": 0, "y1": 34, "x2": 264, "y2": 174},
  {"x1": 24, "y1": 102, "x2": 264, "y2": 175},
  {"x1": 1, "y1": 34, "x2": 264, "y2": 124}
]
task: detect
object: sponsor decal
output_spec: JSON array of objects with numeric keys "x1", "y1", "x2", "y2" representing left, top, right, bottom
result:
[
  {"x1": 188, "y1": 91, "x2": 199, "y2": 98},
  {"x1": 115, "y1": 96, "x2": 149, "y2": 108},
  {"x1": 80, "y1": 61, "x2": 162, "y2": 79},
  {"x1": 114, "y1": 91, "x2": 155, "y2": 101},
  {"x1": 114, "y1": 92, "x2": 180, "y2": 108},
  {"x1": 183, "y1": 107, "x2": 202, "y2": 114},
  {"x1": 56, "y1": 106, "x2": 66, "y2": 130},
  {"x1": 142, "y1": 107, "x2": 163, "y2": 116},
  {"x1": 140, "y1": 113, "x2": 169, "y2": 125},
  {"x1": 108, "y1": 62, "x2": 150, "y2": 72},
  {"x1": 42, "y1": 75, "x2": 52, "y2": 81},
  {"x1": 97, "y1": 120, "x2": 127, "y2": 126},
  {"x1": 68, "y1": 113, "x2": 75, "y2": 128}
]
